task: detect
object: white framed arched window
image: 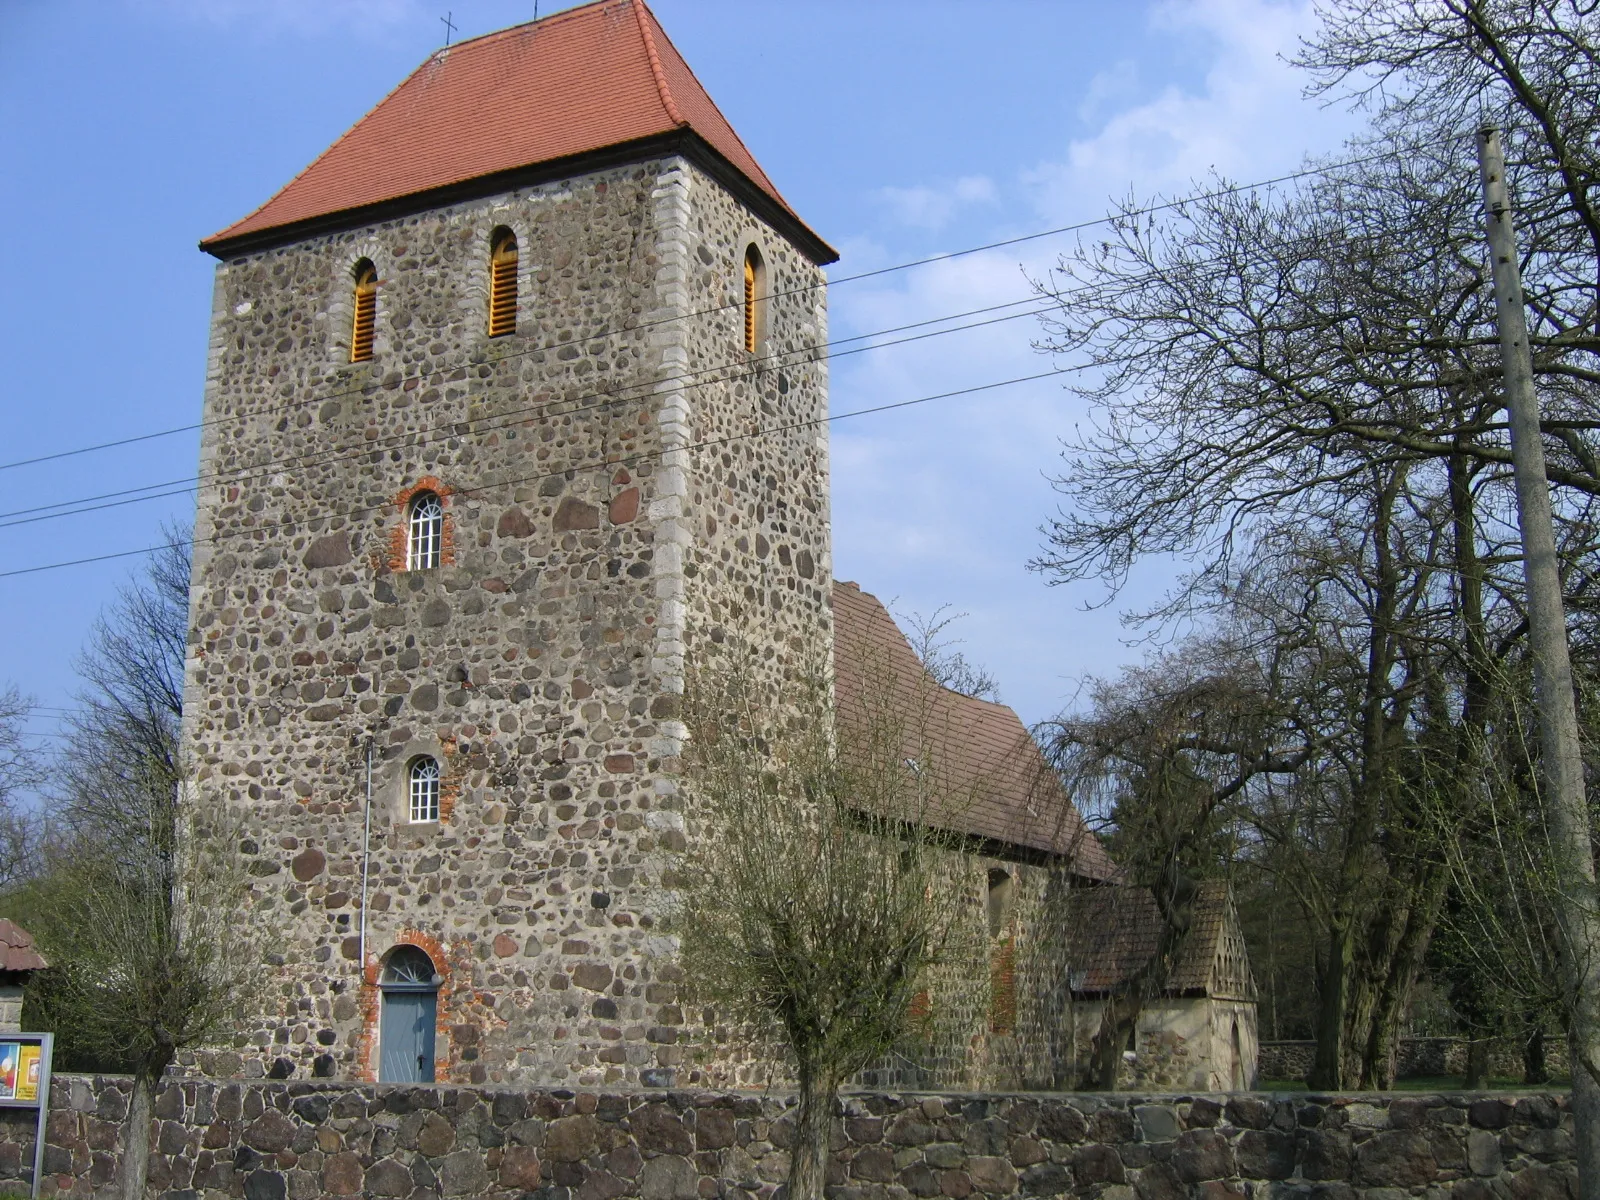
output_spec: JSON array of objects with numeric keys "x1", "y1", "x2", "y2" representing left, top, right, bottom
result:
[
  {"x1": 408, "y1": 756, "x2": 441, "y2": 824},
  {"x1": 407, "y1": 491, "x2": 443, "y2": 570}
]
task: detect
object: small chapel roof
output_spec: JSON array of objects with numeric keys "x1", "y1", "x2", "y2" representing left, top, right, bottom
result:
[
  {"x1": 0, "y1": 920, "x2": 47, "y2": 974},
  {"x1": 201, "y1": 0, "x2": 835, "y2": 263},
  {"x1": 831, "y1": 582, "x2": 1116, "y2": 878},
  {"x1": 1063, "y1": 881, "x2": 1257, "y2": 1002}
]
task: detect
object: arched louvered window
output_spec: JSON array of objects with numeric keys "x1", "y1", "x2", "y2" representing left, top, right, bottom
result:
[
  {"x1": 743, "y1": 244, "x2": 764, "y2": 353},
  {"x1": 407, "y1": 491, "x2": 443, "y2": 570},
  {"x1": 408, "y1": 756, "x2": 441, "y2": 823},
  {"x1": 488, "y1": 229, "x2": 518, "y2": 337},
  {"x1": 350, "y1": 260, "x2": 377, "y2": 363}
]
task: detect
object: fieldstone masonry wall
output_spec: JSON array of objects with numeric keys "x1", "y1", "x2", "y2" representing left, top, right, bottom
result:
[
  {"x1": 0, "y1": 1076, "x2": 1576, "y2": 1200},
  {"x1": 183, "y1": 150, "x2": 831, "y2": 1088}
]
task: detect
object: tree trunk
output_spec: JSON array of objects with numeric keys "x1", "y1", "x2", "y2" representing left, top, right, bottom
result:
[
  {"x1": 119, "y1": 1074, "x2": 154, "y2": 1200},
  {"x1": 788, "y1": 1064, "x2": 838, "y2": 1200},
  {"x1": 1311, "y1": 927, "x2": 1353, "y2": 1090},
  {"x1": 1313, "y1": 468, "x2": 1404, "y2": 1092},
  {"x1": 1464, "y1": 1039, "x2": 1490, "y2": 1090},
  {"x1": 1523, "y1": 1028, "x2": 1549, "y2": 1086},
  {"x1": 1363, "y1": 867, "x2": 1448, "y2": 1089},
  {"x1": 1085, "y1": 993, "x2": 1141, "y2": 1090}
]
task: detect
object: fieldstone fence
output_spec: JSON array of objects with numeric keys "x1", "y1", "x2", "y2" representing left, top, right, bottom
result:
[{"x1": 0, "y1": 1075, "x2": 1575, "y2": 1200}]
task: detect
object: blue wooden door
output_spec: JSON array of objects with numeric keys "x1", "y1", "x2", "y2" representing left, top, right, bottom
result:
[{"x1": 379, "y1": 989, "x2": 436, "y2": 1083}]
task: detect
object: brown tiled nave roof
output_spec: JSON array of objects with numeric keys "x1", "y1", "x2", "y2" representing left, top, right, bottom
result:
[{"x1": 831, "y1": 582, "x2": 1115, "y2": 879}]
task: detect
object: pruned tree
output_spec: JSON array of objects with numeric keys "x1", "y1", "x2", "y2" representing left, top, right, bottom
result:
[
  {"x1": 21, "y1": 528, "x2": 258, "y2": 1200},
  {"x1": 673, "y1": 644, "x2": 975, "y2": 1200}
]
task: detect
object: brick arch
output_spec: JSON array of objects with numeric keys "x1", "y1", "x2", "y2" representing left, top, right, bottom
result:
[
  {"x1": 464, "y1": 215, "x2": 534, "y2": 340},
  {"x1": 387, "y1": 476, "x2": 456, "y2": 572},
  {"x1": 327, "y1": 238, "x2": 391, "y2": 364},
  {"x1": 357, "y1": 929, "x2": 461, "y2": 1082}
]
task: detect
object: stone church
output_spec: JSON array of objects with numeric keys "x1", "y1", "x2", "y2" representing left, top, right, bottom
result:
[{"x1": 183, "y1": 0, "x2": 1254, "y2": 1091}]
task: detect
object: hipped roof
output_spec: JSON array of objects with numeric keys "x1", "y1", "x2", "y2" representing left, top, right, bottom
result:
[
  {"x1": 1064, "y1": 881, "x2": 1255, "y2": 1001},
  {"x1": 202, "y1": 0, "x2": 835, "y2": 263},
  {"x1": 0, "y1": 920, "x2": 46, "y2": 973},
  {"x1": 831, "y1": 582, "x2": 1115, "y2": 878}
]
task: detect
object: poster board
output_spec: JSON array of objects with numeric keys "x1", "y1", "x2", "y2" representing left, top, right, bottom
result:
[{"x1": 0, "y1": 1034, "x2": 54, "y2": 1200}]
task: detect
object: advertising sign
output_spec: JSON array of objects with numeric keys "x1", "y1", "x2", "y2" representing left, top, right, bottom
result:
[{"x1": 0, "y1": 1034, "x2": 54, "y2": 1200}]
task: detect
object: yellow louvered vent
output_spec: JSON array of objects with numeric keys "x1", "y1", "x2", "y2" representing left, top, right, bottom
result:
[
  {"x1": 350, "y1": 262, "x2": 377, "y2": 363},
  {"x1": 489, "y1": 231, "x2": 518, "y2": 337},
  {"x1": 743, "y1": 246, "x2": 759, "y2": 353}
]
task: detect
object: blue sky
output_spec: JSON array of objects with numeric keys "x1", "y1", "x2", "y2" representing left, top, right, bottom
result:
[{"x1": 0, "y1": 0, "x2": 1355, "y2": 754}]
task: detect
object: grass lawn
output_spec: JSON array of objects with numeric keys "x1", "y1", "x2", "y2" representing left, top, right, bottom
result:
[{"x1": 1259, "y1": 1075, "x2": 1569, "y2": 1092}]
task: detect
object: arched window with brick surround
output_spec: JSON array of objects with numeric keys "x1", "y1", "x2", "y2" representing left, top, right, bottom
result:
[
  {"x1": 408, "y1": 756, "x2": 441, "y2": 824},
  {"x1": 350, "y1": 259, "x2": 377, "y2": 362},
  {"x1": 407, "y1": 491, "x2": 443, "y2": 570},
  {"x1": 743, "y1": 243, "x2": 765, "y2": 353},
  {"x1": 488, "y1": 228, "x2": 518, "y2": 337}
]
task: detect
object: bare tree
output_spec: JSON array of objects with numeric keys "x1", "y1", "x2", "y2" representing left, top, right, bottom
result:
[
  {"x1": 673, "y1": 645, "x2": 975, "y2": 1200},
  {"x1": 1297, "y1": 5, "x2": 1600, "y2": 1183},
  {"x1": 899, "y1": 606, "x2": 1002, "y2": 702},
  {"x1": 1044, "y1": 625, "x2": 1311, "y2": 1087},
  {"x1": 23, "y1": 528, "x2": 257, "y2": 1200}
]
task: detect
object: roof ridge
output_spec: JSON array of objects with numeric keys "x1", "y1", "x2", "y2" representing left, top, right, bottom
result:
[
  {"x1": 205, "y1": 0, "x2": 625, "y2": 245},
  {"x1": 631, "y1": 0, "x2": 685, "y2": 126},
  {"x1": 447, "y1": 0, "x2": 618, "y2": 53},
  {"x1": 638, "y1": 0, "x2": 789, "y2": 205}
]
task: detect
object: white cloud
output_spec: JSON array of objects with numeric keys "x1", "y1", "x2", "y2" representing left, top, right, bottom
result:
[
  {"x1": 828, "y1": 0, "x2": 1359, "y2": 725},
  {"x1": 874, "y1": 175, "x2": 998, "y2": 231},
  {"x1": 1028, "y1": 0, "x2": 1352, "y2": 217}
]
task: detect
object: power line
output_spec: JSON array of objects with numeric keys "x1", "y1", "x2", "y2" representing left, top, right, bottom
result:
[
  {"x1": 0, "y1": 295, "x2": 1057, "y2": 532},
  {"x1": 6, "y1": 223, "x2": 1309, "y2": 534},
  {"x1": 0, "y1": 138, "x2": 1446, "y2": 478},
  {"x1": 0, "y1": 368, "x2": 1064, "y2": 581}
]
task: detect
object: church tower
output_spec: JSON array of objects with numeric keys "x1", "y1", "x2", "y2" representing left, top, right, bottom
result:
[{"x1": 183, "y1": 0, "x2": 837, "y2": 1087}]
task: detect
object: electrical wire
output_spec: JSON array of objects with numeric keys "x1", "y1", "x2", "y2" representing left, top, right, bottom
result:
[
  {"x1": 0, "y1": 136, "x2": 1459, "y2": 477},
  {"x1": 0, "y1": 295, "x2": 1058, "y2": 531},
  {"x1": 0, "y1": 367, "x2": 1063, "y2": 581}
]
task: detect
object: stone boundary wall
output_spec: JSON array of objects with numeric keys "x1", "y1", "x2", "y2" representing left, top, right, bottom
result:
[
  {"x1": 0, "y1": 1075, "x2": 1574, "y2": 1200},
  {"x1": 1260, "y1": 1040, "x2": 1569, "y2": 1084}
]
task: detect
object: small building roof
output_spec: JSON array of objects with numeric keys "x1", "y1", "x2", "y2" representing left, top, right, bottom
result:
[
  {"x1": 831, "y1": 582, "x2": 1115, "y2": 879},
  {"x1": 0, "y1": 920, "x2": 47, "y2": 973},
  {"x1": 202, "y1": 0, "x2": 836, "y2": 263},
  {"x1": 1064, "y1": 880, "x2": 1256, "y2": 1001}
]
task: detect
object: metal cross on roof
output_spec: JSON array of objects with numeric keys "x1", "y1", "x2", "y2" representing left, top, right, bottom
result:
[{"x1": 440, "y1": 10, "x2": 457, "y2": 45}]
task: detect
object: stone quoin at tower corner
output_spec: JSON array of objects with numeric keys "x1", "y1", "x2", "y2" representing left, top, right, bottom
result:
[
  {"x1": 185, "y1": 0, "x2": 837, "y2": 1087},
  {"x1": 182, "y1": 0, "x2": 1253, "y2": 1094}
]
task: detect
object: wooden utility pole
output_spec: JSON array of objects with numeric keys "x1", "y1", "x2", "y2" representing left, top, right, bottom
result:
[{"x1": 1477, "y1": 124, "x2": 1600, "y2": 1196}]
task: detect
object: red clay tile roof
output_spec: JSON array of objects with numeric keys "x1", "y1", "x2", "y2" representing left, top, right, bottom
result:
[
  {"x1": 831, "y1": 582, "x2": 1115, "y2": 878},
  {"x1": 1064, "y1": 881, "x2": 1255, "y2": 1000},
  {"x1": 202, "y1": 0, "x2": 834, "y2": 262},
  {"x1": 0, "y1": 920, "x2": 46, "y2": 973}
]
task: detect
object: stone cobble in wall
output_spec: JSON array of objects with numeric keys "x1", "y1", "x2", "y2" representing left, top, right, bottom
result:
[
  {"x1": 0, "y1": 1075, "x2": 1578, "y2": 1200},
  {"x1": 182, "y1": 151, "x2": 832, "y2": 1089}
]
